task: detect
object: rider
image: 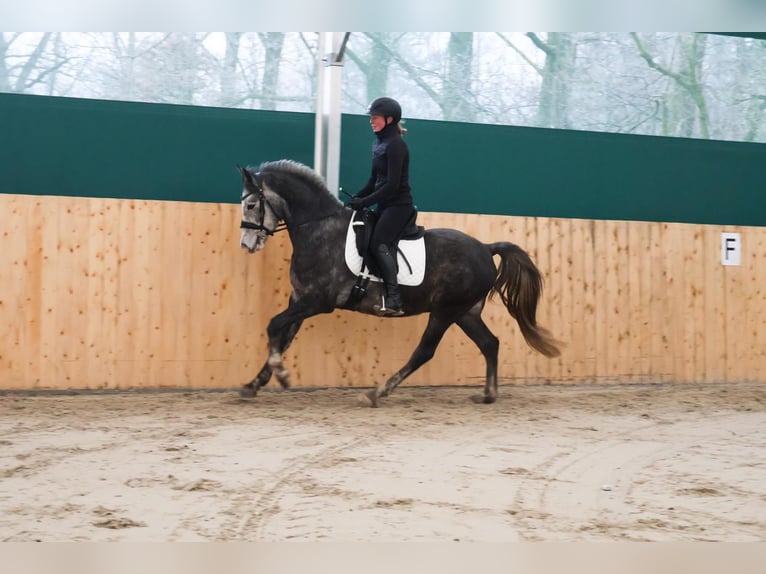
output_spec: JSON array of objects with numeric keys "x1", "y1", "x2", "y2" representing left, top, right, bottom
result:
[{"x1": 348, "y1": 97, "x2": 414, "y2": 317}]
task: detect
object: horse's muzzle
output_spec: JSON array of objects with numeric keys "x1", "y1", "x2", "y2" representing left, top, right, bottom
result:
[
  {"x1": 240, "y1": 231, "x2": 265, "y2": 253},
  {"x1": 239, "y1": 229, "x2": 268, "y2": 253}
]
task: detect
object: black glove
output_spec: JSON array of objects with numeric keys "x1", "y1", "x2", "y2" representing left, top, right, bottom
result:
[{"x1": 347, "y1": 196, "x2": 365, "y2": 210}]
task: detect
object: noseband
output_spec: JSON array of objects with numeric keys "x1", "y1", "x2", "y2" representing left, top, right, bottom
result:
[{"x1": 240, "y1": 171, "x2": 287, "y2": 236}]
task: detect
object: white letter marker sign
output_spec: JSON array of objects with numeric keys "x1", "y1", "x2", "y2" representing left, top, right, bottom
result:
[{"x1": 721, "y1": 232, "x2": 741, "y2": 266}]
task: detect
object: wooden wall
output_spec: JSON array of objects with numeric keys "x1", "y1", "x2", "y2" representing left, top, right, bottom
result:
[{"x1": 2, "y1": 193, "x2": 764, "y2": 391}]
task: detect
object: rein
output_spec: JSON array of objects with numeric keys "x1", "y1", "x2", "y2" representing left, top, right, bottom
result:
[{"x1": 240, "y1": 169, "x2": 340, "y2": 235}]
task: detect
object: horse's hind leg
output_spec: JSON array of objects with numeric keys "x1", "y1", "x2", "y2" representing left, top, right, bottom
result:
[
  {"x1": 456, "y1": 304, "x2": 500, "y2": 404},
  {"x1": 240, "y1": 319, "x2": 304, "y2": 398},
  {"x1": 364, "y1": 313, "x2": 453, "y2": 407}
]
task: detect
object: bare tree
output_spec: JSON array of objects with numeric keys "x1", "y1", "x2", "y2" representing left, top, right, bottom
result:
[
  {"x1": 257, "y1": 33, "x2": 285, "y2": 110},
  {"x1": 631, "y1": 33, "x2": 710, "y2": 139},
  {"x1": 526, "y1": 32, "x2": 578, "y2": 129},
  {"x1": 342, "y1": 32, "x2": 398, "y2": 104},
  {"x1": 112, "y1": 32, "x2": 138, "y2": 100},
  {"x1": 0, "y1": 32, "x2": 68, "y2": 93},
  {"x1": 218, "y1": 32, "x2": 241, "y2": 107},
  {"x1": 728, "y1": 37, "x2": 766, "y2": 142},
  {"x1": 354, "y1": 33, "x2": 482, "y2": 121},
  {"x1": 442, "y1": 33, "x2": 475, "y2": 122}
]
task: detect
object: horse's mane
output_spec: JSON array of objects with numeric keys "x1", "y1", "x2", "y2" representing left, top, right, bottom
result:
[{"x1": 256, "y1": 159, "x2": 331, "y2": 196}]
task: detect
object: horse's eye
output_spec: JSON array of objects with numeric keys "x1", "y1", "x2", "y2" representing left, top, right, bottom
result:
[{"x1": 246, "y1": 203, "x2": 256, "y2": 211}]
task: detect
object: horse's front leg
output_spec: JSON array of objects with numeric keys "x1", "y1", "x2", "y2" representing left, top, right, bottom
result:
[
  {"x1": 240, "y1": 295, "x2": 326, "y2": 398},
  {"x1": 240, "y1": 319, "x2": 303, "y2": 398}
]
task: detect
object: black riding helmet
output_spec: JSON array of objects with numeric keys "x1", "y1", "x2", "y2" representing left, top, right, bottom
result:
[{"x1": 367, "y1": 97, "x2": 402, "y2": 124}]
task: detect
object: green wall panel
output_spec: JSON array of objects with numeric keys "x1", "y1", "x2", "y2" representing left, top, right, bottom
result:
[
  {"x1": 342, "y1": 114, "x2": 766, "y2": 226},
  {"x1": 0, "y1": 93, "x2": 314, "y2": 204}
]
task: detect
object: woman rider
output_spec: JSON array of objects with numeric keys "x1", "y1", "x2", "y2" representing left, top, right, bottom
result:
[{"x1": 348, "y1": 97, "x2": 415, "y2": 317}]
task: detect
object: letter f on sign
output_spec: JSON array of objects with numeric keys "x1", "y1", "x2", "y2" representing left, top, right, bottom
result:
[{"x1": 721, "y1": 233, "x2": 741, "y2": 266}]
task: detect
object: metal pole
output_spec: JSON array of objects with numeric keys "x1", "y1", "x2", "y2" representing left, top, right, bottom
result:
[
  {"x1": 314, "y1": 32, "x2": 349, "y2": 198},
  {"x1": 313, "y1": 32, "x2": 327, "y2": 188}
]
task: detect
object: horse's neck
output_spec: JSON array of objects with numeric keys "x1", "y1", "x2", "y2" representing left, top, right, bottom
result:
[{"x1": 287, "y1": 204, "x2": 349, "y2": 248}]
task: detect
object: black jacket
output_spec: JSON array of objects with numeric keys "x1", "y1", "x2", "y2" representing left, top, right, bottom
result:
[{"x1": 356, "y1": 123, "x2": 413, "y2": 209}]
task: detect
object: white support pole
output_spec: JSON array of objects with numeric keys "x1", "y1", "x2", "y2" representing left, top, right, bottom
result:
[{"x1": 314, "y1": 32, "x2": 348, "y2": 198}]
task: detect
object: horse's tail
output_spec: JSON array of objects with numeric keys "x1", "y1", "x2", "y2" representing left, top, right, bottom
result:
[{"x1": 487, "y1": 242, "x2": 562, "y2": 358}]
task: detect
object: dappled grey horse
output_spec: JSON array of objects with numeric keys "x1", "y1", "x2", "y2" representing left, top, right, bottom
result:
[{"x1": 238, "y1": 160, "x2": 561, "y2": 407}]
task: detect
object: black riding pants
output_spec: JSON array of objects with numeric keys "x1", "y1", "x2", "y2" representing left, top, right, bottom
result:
[{"x1": 369, "y1": 204, "x2": 413, "y2": 249}]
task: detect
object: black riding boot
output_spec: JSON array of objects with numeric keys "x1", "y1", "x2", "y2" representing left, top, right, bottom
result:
[{"x1": 373, "y1": 245, "x2": 405, "y2": 317}]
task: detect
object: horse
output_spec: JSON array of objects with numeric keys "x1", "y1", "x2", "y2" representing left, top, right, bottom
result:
[{"x1": 237, "y1": 160, "x2": 561, "y2": 407}]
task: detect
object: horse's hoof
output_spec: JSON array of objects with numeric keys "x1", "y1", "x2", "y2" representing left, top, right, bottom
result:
[
  {"x1": 470, "y1": 394, "x2": 496, "y2": 404},
  {"x1": 240, "y1": 386, "x2": 257, "y2": 399},
  {"x1": 361, "y1": 389, "x2": 379, "y2": 408},
  {"x1": 275, "y1": 369, "x2": 291, "y2": 389}
]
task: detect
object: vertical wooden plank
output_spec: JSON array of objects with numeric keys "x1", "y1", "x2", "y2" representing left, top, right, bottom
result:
[
  {"x1": 212, "y1": 202, "x2": 240, "y2": 388},
  {"x1": 23, "y1": 197, "x2": 44, "y2": 388},
  {"x1": 754, "y1": 228, "x2": 766, "y2": 383},
  {"x1": 655, "y1": 222, "x2": 668, "y2": 382},
  {"x1": 146, "y1": 201, "x2": 166, "y2": 386},
  {"x1": 220, "y1": 202, "x2": 243, "y2": 387},
  {"x1": 565, "y1": 218, "x2": 584, "y2": 381},
  {"x1": 115, "y1": 198, "x2": 137, "y2": 387},
  {"x1": 36, "y1": 196, "x2": 56, "y2": 387},
  {"x1": 614, "y1": 220, "x2": 632, "y2": 380},
  {"x1": 159, "y1": 200, "x2": 193, "y2": 387},
  {"x1": 99, "y1": 198, "x2": 122, "y2": 386},
  {"x1": 641, "y1": 222, "x2": 656, "y2": 380},
  {"x1": 85, "y1": 197, "x2": 122, "y2": 388},
  {"x1": 669, "y1": 223, "x2": 684, "y2": 381},
  {"x1": 0, "y1": 195, "x2": 25, "y2": 388},
  {"x1": 85, "y1": 198, "x2": 105, "y2": 387},
  {"x1": 580, "y1": 219, "x2": 597, "y2": 383},
  {"x1": 547, "y1": 217, "x2": 564, "y2": 382},
  {"x1": 743, "y1": 226, "x2": 763, "y2": 382},
  {"x1": 186, "y1": 201, "x2": 209, "y2": 386},
  {"x1": 692, "y1": 225, "x2": 707, "y2": 383},
  {"x1": 54, "y1": 198, "x2": 90, "y2": 387},
  {"x1": 604, "y1": 220, "x2": 622, "y2": 379},
  {"x1": 649, "y1": 222, "x2": 670, "y2": 380},
  {"x1": 593, "y1": 219, "x2": 609, "y2": 382},
  {"x1": 727, "y1": 225, "x2": 746, "y2": 382},
  {"x1": 702, "y1": 226, "x2": 725, "y2": 382},
  {"x1": 129, "y1": 199, "x2": 150, "y2": 387},
  {"x1": 188, "y1": 201, "x2": 227, "y2": 388},
  {"x1": 676, "y1": 223, "x2": 692, "y2": 382},
  {"x1": 679, "y1": 225, "x2": 698, "y2": 383},
  {"x1": 633, "y1": 221, "x2": 653, "y2": 380}
]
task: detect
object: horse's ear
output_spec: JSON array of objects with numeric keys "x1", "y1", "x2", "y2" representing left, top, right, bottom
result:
[{"x1": 236, "y1": 165, "x2": 249, "y2": 183}]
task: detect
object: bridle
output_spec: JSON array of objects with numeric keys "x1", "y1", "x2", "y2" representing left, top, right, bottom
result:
[{"x1": 240, "y1": 171, "x2": 287, "y2": 236}]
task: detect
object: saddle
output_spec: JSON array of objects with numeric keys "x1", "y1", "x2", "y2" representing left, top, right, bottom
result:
[
  {"x1": 352, "y1": 208, "x2": 424, "y2": 277},
  {"x1": 344, "y1": 208, "x2": 426, "y2": 305}
]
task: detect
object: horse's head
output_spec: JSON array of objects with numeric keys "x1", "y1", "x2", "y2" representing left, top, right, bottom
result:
[{"x1": 237, "y1": 166, "x2": 286, "y2": 253}]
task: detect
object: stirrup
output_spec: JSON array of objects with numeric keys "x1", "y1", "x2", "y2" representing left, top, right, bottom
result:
[{"x1": 373, "y1": 295, "x2": 404, "y2": 317}]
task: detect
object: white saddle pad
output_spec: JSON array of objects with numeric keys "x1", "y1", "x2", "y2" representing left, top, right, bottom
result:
[{"x1": 343, "y1": 214, "x2": 426, "y2": 287}]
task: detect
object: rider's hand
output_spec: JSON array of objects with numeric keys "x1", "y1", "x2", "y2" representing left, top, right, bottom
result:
[{"x1": 348, "y1": 196, "x2": 364, "y2": 210}]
